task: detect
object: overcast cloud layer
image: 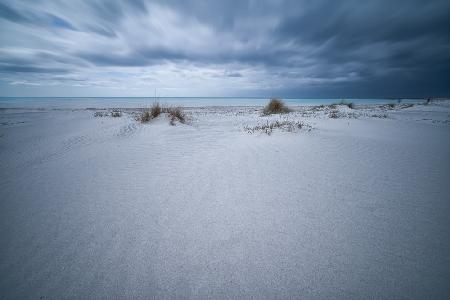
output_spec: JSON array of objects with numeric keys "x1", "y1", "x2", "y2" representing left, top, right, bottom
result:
[{"x1": 0, "y1": 0, "x2": 449, "y2": 97}]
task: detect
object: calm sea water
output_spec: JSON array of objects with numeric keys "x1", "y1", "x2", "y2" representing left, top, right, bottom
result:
[{"x1": 0, "y1": 97, "x2": 426, "y2": 109}]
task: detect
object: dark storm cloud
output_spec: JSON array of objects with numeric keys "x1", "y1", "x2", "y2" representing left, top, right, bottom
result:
[
  {"x1": 0, "y1": 0, "x2": 449, "y2": 97},
  {"x1": 276, "y1": 1, "x2": 450, "y2": 63}
]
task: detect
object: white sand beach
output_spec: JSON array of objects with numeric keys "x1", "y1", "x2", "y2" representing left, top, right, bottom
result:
[{"x1": 1, "y1": 101, "x2": 450, "y2": 299}]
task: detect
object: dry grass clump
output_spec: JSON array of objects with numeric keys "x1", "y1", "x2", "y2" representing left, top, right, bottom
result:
[
  {"x1": 167, "y1": 107, "x2": 186, "y2": 125},
  {"x1": 138, "y1": 103, "x2": 187, "y2": 125},
  {"x1": 150, "y1": 102, "x2": 161, "y2": 118},
  {"x1": 244, "y1": 120, "x2": 308, "y2": 135},
  {"x1": 263, "y1": 98, "x2": 291, "y2": 115},
  {"x1": 138, "y1": 102, "x2": 162, "y2": 123}
]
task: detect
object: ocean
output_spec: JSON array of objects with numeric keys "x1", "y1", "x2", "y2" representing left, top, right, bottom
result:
[{"x1": 0, "y1": 97, "x2": 427, "y2": 109}]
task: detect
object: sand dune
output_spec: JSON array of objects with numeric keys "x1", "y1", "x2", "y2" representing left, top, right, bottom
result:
[{"x1": 1, "y1": 102, "x2": 450, "y2": 299}]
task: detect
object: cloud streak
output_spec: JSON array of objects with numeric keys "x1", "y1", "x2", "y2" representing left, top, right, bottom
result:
[{"x1": 0, "y1": 0, "x2": 449, "y2": 97}]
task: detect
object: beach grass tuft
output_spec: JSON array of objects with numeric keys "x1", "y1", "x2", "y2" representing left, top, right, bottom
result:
[
  {"x1": 150, "y1": 102, "x2": 162, "y2": 118},
  {"x1": 263, "y1": 98, "x2": 291, "y2": 115},
  {"x1": 139, "y1": 102, "x2": 162, "y2": 123},
  {"x1": 168, "y1": 107, "x2": 186, "y2": 125},
  {"x1": 139, "y1": 110, "x2": 152, "y2": 123}
]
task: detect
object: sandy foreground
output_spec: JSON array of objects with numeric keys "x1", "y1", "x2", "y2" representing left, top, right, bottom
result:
[{"x1": 1, "y1": 102, "x2": 450, "y2": 299}]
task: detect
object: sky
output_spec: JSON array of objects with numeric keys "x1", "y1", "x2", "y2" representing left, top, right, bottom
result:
[{"x1": 0, "y1": 0, "x2": 449, "y2": 98}]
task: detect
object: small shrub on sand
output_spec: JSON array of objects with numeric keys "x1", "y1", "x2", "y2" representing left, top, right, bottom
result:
[
  {"x1": 347, "y1": 102, "x2": 355, "y2": 109},
  {"x1": 168, "y1": 107, "x2": 185, "y2": 125},
  {"x1": 150, "y1": 102, "x2": 161, "y2": 118},
  {"x1": 387, "y1": 103, "x2": 396, "y2": 109},
  {"x1": 138, "y1": 102, "x2": 162, "y2": 123},
  {"x1": 263, "y1": 98, "x2": 291, "y2": 115}
]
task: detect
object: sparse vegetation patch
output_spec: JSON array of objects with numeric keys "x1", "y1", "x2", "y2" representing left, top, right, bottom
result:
[
  {"x1": 399, "y1": 103, "x2": 414, "y2": 109},
  {"x1": 328, "y1": 109, "x2": 359, "y2": 119},
  {"x1": 94, "y1": 111, "x2": 108, "y2": 117},
  {"x1": 167, "y1": 107, "x2": 186, "y2": 125},
  {"x1": 370, "y1": 113, "x2": 388, "y2": 118},
  {"x1": 329, "y1": 110, "x2": 339, "y2": 118},
  {"x1": 138, "y1": 110, "x2": 152, "y2": 123},
  {"x1": 111, "y1": 111, "x2": 122, "y2": 117},
  {"x1": 331, "y1": 100, "x2": 354, "y2": 109},
  {"x1": 244, "y1": 120, "x2": 310, "y2": 135},
  {"x1": 138, "y1": 102, "x2": 162, "y2": 123},
  {"x1": 137, "y1": 104, "x2": 187, "y2": 125},
  {"x1": 94, "y1": 110, "x2": 123, "y2": 117},
  {"x1": 150, "y1": 102, "x2": 161, "y2": 118}
]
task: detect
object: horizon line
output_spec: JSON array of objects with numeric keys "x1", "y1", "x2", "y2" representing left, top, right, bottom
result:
[{"x1": 0, "y1": 96, "x2": 444, "y2": 100}]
